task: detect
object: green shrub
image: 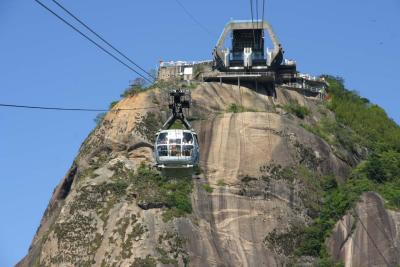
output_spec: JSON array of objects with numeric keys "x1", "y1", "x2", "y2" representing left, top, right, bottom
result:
[
  {"x1": 202, "y1": 184, "x2": 213, "y2": 193},
  {"x1": 162, "y1": 180, "x2": 193, "y2": 213},
  {"x1": 364, "y1": 150, "x2": 400, "y2": 183},
  {"x1": 350, "y1": 150, "x2": 400, "y2": 209},
  {"x1": 302, "y1": 117, "x2": 364, "y2": 155},
  {"x1": 227, "y1": 103, "x2": 245, "y2": 113},
  {"x1": 283, "y1": 102, "x2": 310, "y2": 119},
  {"x1": 109, "y1": 101, "x2": 119, "y2": 110},
  {"x1": 265, "y1": 224, "x2": 305, "y2": 255},
  {"x1": 121, "y1": 87, "x2": 141, "y2": 98},
  {"x1": 131, "y1": 165, "x2": 193, "y2": 222},
  {"x1": 217, "y1": 179, "x2": 226, "y2": 186},
  {"x1": 226, "y1": 103, "x2": 258, "y2": 113},
  {"x1": 317, "y1": 254, "x2": 345, "y2": 267},
  {"x1": 121, "y1": 77, "x2": 147, "y2": 97},
  {"x1": 132, "y1": 255, "x2": 157, "y2": 267},
  {"x1": 323, "y1": 75, "x2": 400, "y2": 152},
  {"x1": 376, "y1": 181, "x2": 400, "y2": 209},
  {"x1": 94, "y1": 112, "x2": 106, "y2": 125},
  {"x1": 162, "y1": 208, "x2": 186, "y2": 222}
]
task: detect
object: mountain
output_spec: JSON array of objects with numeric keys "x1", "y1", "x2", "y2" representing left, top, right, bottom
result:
[{"x1": 17, "y1": 79, "x2": 400, "y2": 266}]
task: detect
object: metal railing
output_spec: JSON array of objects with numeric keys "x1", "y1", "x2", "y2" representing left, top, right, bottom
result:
[
  {"x1": 160, "y1": 60, "x2": 213, "y2": 68},
  {"x1": 296, "y1": 73, "x2": 326, "y2": 82},
  {"x1": 281, "y1": 83, "x2": 326, "y2": 93},
  {"x1": 202, "y1": 71, "x2": 275, "y2": 78}
]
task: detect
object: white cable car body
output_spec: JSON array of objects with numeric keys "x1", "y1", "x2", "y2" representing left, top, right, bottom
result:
[
  {"x1": 154, "y1": 129, "x2": 199, "y2": 169},
  {"x1": 153, "y1": 89, "x2": 200, "y2": 172}
]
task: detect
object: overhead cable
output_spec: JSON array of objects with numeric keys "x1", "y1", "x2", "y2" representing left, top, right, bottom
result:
[
  {"x1": 353, "y1": 209, "x2": 391, "y2": 266},
  {"x1": 0, "y1": 103, "x2": 161, "y2": 112},
  {"x1": 261, "y1": 0, "x2": 265, "y2": 49},
  {"x1": 173, "y1": 0, "x2": 213, "y2": 36},
  {"x1": 51, "y1": 0, "x2": 154, "y2": 80},
  {"x1": 249, "y1": 0, "x2": 256, "y2": 47},
  {"x1": 262, "y1": 0, "x2": 266, "y2": 22},
  {"x1": 33, "y1": 0, "x2": 152, "y2": 83},
  {"x1": 256, "y1": 0, "x2": 259, "y2": 29}
]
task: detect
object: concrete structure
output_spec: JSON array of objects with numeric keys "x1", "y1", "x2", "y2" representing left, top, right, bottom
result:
[
  {"x1": 213, "y1": 20, "x2": 285, "y2": 71},
  {"x1": 158, "y1": 60, "x2": 212, "y2": 81},
  {"x1": 157, "y1": 19, "x2": 328, "y2": 95}
]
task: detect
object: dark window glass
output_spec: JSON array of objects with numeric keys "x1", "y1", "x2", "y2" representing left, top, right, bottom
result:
[
  {"x1": 157, "y1": 145, "x2": 168, "y2": 156},
  {"x1": 157, "y1": 133, "x2": 168, "y2": 144}
]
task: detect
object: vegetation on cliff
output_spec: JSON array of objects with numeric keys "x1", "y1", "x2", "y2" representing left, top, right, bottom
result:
[
  {"x1": 116, "y1": 163, "x2": 193, "y2": 222},
  {"x1": 283, "y1": 102, "x2": 310, "y2": 119},
  {"x1": 297, "y1": 76, "x2": 400, "y2": 264}
]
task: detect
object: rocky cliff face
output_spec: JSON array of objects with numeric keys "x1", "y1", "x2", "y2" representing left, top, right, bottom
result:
[
  {"x1": 327, "y1": 192, "x2": 400, "y2": 267},
  {"x1": 18, "y1": 83, "x2": 399, "y2": 266}
]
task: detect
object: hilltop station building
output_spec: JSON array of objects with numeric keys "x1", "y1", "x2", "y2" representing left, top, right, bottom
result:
[{"x1": 158, "y1": 20, "x2": 327, "y2": 98}]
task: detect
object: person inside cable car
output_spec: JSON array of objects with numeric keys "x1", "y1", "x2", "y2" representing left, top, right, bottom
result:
[
  {"x1": 170, "y1": 144, "x2": 181, "y2": 156},
  {"x1": 182, "y1": 132, "x2": 193, "y2": 144},
  {"x1": 157, "y1": 133, "x2": 168, "y2": 144},
  {"x1": 182, "y1": 145, "x2": 193, "y2": 156}
]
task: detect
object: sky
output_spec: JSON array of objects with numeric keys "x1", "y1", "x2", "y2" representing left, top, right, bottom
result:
[{"x1": 1, "y1": 0, "x2": 399, "y2": 265}]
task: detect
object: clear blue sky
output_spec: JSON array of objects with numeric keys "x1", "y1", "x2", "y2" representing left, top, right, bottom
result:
[{"x1": 1, "y1": 0, "x2": 399, "y2": 265}]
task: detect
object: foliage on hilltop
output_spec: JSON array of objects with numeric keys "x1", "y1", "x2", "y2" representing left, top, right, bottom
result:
[{"x1": 324, "y1": 75, "x2": 400, "y2": 152}]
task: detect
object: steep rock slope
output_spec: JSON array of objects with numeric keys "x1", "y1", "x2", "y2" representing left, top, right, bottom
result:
[
  {"x1": 18, "y1": 83, "x2": 399, "y2": 266},
  {"x1": 327, "y1": 192, "x2": 400, "y2": 267}
]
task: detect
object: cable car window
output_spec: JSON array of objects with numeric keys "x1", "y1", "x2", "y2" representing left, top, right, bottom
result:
[
  {"x1": 170, "y1": 145, "x2": 181, "y2": 156},
  {"x1": 169, "y1": 139, "x2": 181, "y2": 144},
  {"x1": 193, "y1": 134, "x2": 199, "y2": 145},
  {"x1": 183, "y1": 133, "x2": 193, "y2": 144},
  {"x1": 157, "y1": 133, "x2": 168, "y2": 144},
  {"x1": 157, "y1": 145, "x2": 168, "y2": 156},
  {"x1": 182, "y1": 145, "x2": 193, "y2": 156}
]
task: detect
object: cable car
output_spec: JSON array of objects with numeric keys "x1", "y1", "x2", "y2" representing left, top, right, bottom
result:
[
  {"x1": 154, "y1": 89, "x2": 200, "y2": 172},
  {"x1": 154, "y1": 129, "x2": 199, "y2": 168}
]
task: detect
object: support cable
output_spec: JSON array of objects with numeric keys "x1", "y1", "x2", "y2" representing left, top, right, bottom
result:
[
  {"x1": 33, "y1": 0, "x2": 153, "y2": 83},
  {"x1": 249, "y1": 0, "x2": 256, "y2": 48},
  {"x1": 50, "y1": 0, "x2": 154, "y2": 80},
  {"x1": 327, "y1": 203, "x2": 374, "y2": 262},
  {"x1": 353, "y1": 208, "x2": 391, "y2": 266},
  {"x1": 256, "y1": 0, "x2": 259, "y2": 31},
  {"x1": 0, "y1": 103, "x2": 163, "y2": 112},
  {"x1": 173, "y1": 0, "x2": 213, "y2": 36},
  {"x1": 262, "y1": 0, "x2": 266, "y2": 23},
  {"x1": 261, "y1": 0, "x2": 266, "y2": 49}
]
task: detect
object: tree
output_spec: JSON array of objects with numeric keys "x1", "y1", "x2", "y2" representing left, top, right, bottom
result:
[
  {"x1": 131, "y1": 77, "x2": 146, "y2": 89},
  {"x1": 120, "y1": 77, "x2": 147, "y2": 98}
]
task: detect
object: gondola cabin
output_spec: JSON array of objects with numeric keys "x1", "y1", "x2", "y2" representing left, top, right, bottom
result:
[{"x1": 154, "y1": 129, "x2": 199, "y2": 169}]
